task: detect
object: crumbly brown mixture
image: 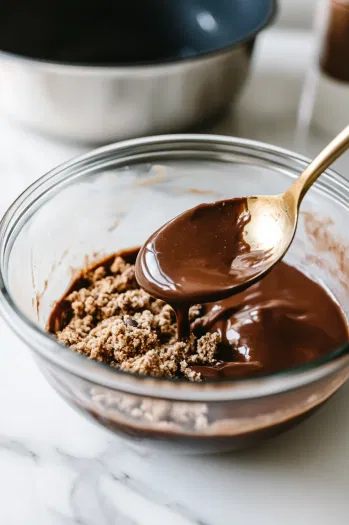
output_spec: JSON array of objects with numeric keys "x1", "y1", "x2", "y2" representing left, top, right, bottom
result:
[{"x1": 53, "y1": 255, "x2": 221, "y2": 381}]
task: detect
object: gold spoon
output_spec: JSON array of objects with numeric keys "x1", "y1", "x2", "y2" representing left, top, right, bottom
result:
[
  {"x1": 240, "y1": 124, "x2": 349, "y2": 288},
  {"x1": 136, "y1": 125, "x2": 349, "y2": 305}
]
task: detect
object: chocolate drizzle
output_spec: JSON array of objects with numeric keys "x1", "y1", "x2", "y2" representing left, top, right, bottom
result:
[
  {"x1": 136, "y1": 198, "x2": 273, "y2": 340},
  {"x1": 136, "y1": 198, "x2": 257, "y2": 340},
  {"x1": 136, "y1": 197, "x2": 349, "y2": 379},
  {"x1": 49, "y1": 246, "x2": 349, "y2": 381}
]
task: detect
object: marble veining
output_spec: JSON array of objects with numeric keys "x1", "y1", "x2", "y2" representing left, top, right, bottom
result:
[{"x1": 1, "y1": 26, "x2": 349, "y2": 525}]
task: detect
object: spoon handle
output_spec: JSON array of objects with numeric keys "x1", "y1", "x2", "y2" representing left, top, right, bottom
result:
[{"x1": 290, "y1": 124, "x2": 349, "y2": 203}]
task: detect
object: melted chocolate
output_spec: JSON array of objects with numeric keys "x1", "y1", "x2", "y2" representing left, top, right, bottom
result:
[
  {"x1": 136, "y1": 198, "x2": 273, "y2": 340},
  {"x1": 135, "y1": 195, "x2": 348, "y2": 376},
  {"x1": 135, "y1": 198, "x2": 271, "y2": 305},
  {"x1": 191, "y1": 261, "x2": 349, "y2": 378},
  {"x1": 49, "y1": 247, "x2": 349, "y2": 381}
]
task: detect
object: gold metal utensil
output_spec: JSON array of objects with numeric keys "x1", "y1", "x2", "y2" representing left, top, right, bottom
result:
[
  {"x1": 240, "y1": 124, "x2": 349, "y2": 289},
  {"x1": 136, "y1": 125, "x2": 349, "y2": 303}
]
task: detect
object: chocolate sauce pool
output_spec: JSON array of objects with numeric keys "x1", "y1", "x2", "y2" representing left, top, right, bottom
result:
[
  {"x1": 191, "y1": 261, "x2": 348, "y2": 379},
  {"x1": 135, "y1": 198, "x2": 349, "y2": 378},
  {"x1": 50, "y1": 247, "x2": 349, "y2": 381}
]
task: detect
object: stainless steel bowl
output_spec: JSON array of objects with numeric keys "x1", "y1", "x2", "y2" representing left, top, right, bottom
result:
[{"x1": 0, "y1": 0, "x2": 276, "y2": 143}]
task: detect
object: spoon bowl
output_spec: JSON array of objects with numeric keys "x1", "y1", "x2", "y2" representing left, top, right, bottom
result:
[
  {"x1": 241, "y1": 124, "x2": 349, "y2": 289},
  {"x1": 240, "y1": 192, "x2": 298, "y2": 286},
  {"x1": 136, "y1": 125, "x2": 349, "y2": 303}
]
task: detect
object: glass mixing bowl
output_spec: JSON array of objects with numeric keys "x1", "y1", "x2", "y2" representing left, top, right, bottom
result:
[{"x1": 1, "y1": 134, "x2": 349, "y2": 454}]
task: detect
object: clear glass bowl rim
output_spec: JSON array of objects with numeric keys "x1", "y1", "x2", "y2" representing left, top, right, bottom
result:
[{"x1": 1, "y1": 133, "x2": 349, "y2": 402}]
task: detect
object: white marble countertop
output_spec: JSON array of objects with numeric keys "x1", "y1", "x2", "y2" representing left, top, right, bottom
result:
[{"x1": 1, "y1": 25, "x2": 349, "y2": 525}]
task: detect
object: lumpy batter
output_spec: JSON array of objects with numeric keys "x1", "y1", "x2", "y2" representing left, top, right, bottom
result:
[{"x1": 48, "y1": 248, "x2": 349, "y2": 382}]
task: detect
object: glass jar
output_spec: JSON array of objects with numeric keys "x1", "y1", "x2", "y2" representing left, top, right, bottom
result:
[
  {"x1": 1, "y1": 134, "x2": 349, "y2": 453},
  {"x1": 299, "y1": 0, "x2": 349, "y2": 139}
]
